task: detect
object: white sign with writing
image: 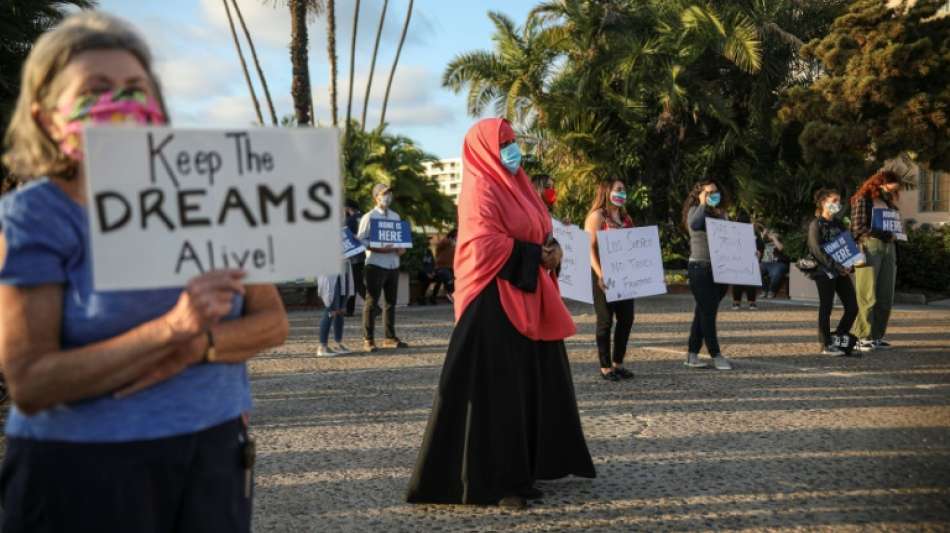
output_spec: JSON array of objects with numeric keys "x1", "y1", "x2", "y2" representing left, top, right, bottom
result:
[
  {"x1": 596, "y1": 226, "x2": 667, "y2": 302},
  {"x1": 84, "y1": 126, "x2": 342, "y2": 290},
  {"x1": 552, "y1": 219, "x2": 593, "y2": 304},
  {"x1": 706, "y1": 218, "x2": 763, "y2": 286}
]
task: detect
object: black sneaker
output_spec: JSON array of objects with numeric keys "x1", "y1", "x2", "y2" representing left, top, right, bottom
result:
[
  {"x1": 600, "y1": 370, "x2": 621, "y2": 382},
  {"x1": 613, "y1": 367, "x2": 634, "y2": 379},
  {"x1": 382, "y1": 337, "x2": 408, "y2": 349}
]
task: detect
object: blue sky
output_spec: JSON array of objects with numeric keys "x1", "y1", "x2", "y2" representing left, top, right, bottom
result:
[{"x1": 97, "y1": 0, "x2": 538, "y2": 159}]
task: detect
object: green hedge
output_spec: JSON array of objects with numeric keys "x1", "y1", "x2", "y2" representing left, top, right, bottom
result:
[
  {"x1": 399, "y1": 232, "x2": 432, "y2": 274},
  {"x1": 897, "y1": 224, "x2": 950, "y2": 292}
]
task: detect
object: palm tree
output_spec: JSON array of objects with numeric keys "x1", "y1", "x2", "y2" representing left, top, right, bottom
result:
[
  {"x1": 326, "y1": 0, "x2": 339, "y2": 126},
  {"x1": 223, "y1": 0, "x2": 264, "y2": 125},
  {"x1": 230, "y1": 0, "x2": 278, "y2": 125},
  {"x1": 343, "y1": 126, "x2": 454, "y2": 228},
  {"x1": 344, "y1": 0, "x2": 362, "y2": 135},
  {"x1": 264, "y1": 1, "x2": 325, "y2": 126},
  {"x1": 360, "y1": 0, "x2": 388, "y2": 130},
  {"x1": 379, "y1": 0, "x2": 413, "y2": 128},
  {"x1": 442, "y1": 11, "x2": 561, "y2": 126}
]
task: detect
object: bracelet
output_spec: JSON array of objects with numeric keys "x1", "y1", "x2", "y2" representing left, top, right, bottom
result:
[{"x1": 203, "y1": 329, "x2": 216, "y2": 364}]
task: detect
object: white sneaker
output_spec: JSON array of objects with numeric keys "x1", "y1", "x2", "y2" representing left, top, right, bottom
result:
[
  {"x1": 684, "y1": 352, "x2": 709, "y2": 368},
  {"x1": 856, "y1": 339, "x2": 876, "y2": 353},
  {"x1": 873, "y1": 339, "x2": 891, "y2": 349},
  {"x1": 317, "y1": 344, "x2": 338, "y2": 357},
  {"x1": 821, "y1": 345, "x2": 846, "y2": 356},
  {"x1": 333, "y1": 343, "x2": 351, "y2": 355},
  {"x1": 712, "y1": 355, "x2": 733, "y2": 370}
]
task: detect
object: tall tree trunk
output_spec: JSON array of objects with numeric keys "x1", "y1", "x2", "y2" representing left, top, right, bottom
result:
[
  {"x1": 222, "y1": 0, "x2": 263, "y2": 124},
  {"x1": 379, "y1": 0, "x2": 412, "y2": 128},
  {"x1": 345, "y1": 0, "x2": 362, "y2": 135},
  {"x1": 327, "y1": 0, "x2": 339, "y2": 126},
  {"x1": 290, "y1": 0, "x2": 313, "y2": 126},
  {"x1": 231, "y1": 0, "x2": 277, "y2": 125},
  {"x1": 361, "y1": 0, "x2": 388, "y2": 130}
]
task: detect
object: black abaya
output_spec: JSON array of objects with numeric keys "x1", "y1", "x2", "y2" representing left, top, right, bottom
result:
[{"x1": 406, "y1": 270, "x2": 596, "y2": 505}]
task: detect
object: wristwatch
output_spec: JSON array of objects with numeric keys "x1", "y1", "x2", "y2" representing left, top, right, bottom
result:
[{"x1": 203, "y1": 330, "x2": 216, "y2": 363}]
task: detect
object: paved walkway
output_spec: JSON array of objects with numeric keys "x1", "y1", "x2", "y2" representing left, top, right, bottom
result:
[{"x1": 250, "y1": 295, "x2": 950, "y2": 531}]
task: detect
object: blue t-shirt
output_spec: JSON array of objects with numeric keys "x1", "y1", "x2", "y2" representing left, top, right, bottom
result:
[{"x1": 0, "y1": 180, "x2": 251, "y2": 442}]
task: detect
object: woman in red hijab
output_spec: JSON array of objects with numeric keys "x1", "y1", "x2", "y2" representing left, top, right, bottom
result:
[{"x1": 406, "y1": 119, "x2": 595, "y2": 509}]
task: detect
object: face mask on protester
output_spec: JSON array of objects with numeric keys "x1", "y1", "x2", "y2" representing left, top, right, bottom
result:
[
  {"x1": 57, "y1": 88, "x2": 166, "y2": 161},
  {"x1": 706, "y1": 192, "x2": 721, "y2": 207},
  {"x1": 826, "y1": 201, "x2": 842, "y2": 216},
  {"x1": 499, "y1": 143, "x2": 522, "y2": 174},
  {"x1": 379, "y1": 193, "x2": 393, "y2": 208},
  {"x1": 542, "y1": 187, "x2": 557, "y2": 207},
  {"x1": 609, "y1": 191, "x2": 626, "y2": 207}
]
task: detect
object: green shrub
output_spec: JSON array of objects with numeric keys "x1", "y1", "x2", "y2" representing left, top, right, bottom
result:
[
  {"x1": 897, "y1": 224, "x2": 950, "y2": 292},
  {"x1": 399, "y1": 232, "x2": 432, "y2": 274}
]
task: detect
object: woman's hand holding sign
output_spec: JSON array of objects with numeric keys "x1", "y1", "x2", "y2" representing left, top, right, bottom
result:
[
  {"x1": 163, "y1": 269, "x2": 246, "y2": 340},
  {"x1": 542, "y1": 241, "x2": 563, "y2": 272},
  {"x1": 115, "y1": 270, "x2": 246, "y2": 398}
]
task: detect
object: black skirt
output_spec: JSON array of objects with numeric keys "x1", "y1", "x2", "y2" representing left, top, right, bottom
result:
[{"x1": 406, "y1": 281, "x2": 596, "y2": 505}]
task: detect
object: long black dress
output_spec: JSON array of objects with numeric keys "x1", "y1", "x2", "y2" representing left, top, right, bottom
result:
[{"x1": 406, "y1": 241, "x2": 596, "y2": 505}]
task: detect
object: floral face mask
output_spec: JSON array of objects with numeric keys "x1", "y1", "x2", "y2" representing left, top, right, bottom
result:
[{"x1": 57, "y1": 88, "x2": 166, "y2": 160}]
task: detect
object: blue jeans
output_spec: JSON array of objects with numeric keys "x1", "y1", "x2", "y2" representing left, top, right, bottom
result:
[
  {"x1": 320, "y1": 282, "x2": 344, "y2": 345},
  {"x1": 761, "y1": 262, "x2": 788, "y2": 294}
]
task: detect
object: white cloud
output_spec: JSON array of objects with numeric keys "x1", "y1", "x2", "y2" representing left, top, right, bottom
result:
[
  {"x1": 204, "y1": 94, "x2": 263, "y2": 126},
  {"x1": 312, "y1": 63, "x2": 453, "y2": 128},
  {"x1": 199, "y1": 0, "x2": 433, "y2": 54},
  {"x1": 156, "y1": 59, "x2": 234, "y2": 100}
]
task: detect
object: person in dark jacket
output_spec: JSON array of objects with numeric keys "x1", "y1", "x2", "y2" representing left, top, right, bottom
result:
[
  {"x1": 344, "y1": 199, "x2": 366, "y2": 317},
  {"x1": 807, "y1": 189, "x2": 859, "y2": 356},
  {"x1": 682, "y1": 179, "x2": 733, "y2": 371}
]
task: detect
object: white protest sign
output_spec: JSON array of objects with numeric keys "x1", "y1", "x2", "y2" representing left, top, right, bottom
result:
[
  {"x1": 552, "y1": 219, "x2": 593, "y2": 304},
  {"x1": 596, "y1": 226, "x2": 667, "y2": 302},
  {"x1": 706, "y1": 218, "x2": 763, "y2": 286},
  {"x1": 84, "y1": 126, "x2": 342, "y2": 290}
]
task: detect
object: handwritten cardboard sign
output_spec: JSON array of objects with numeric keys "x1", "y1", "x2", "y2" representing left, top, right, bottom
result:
[
  {"x1": 872, "y1": 208, "x2": 908, "y2": 241},
  {"x1": 83, "y1": 126, "x2": 342, "y2": 290},
  {"x1": 596, "y1": 226, "x2": 667, "y2": 302},
  {"x1": 552, "y1": 219, "x2": 593, "y2": 304},
  {"x1": 342, "y1": 227, "x2": 366, "y2": 259},
  {"x1": 822, "y1": 231, "x2": 865, "y2": 268},
  {"x1": 368, "y1": 219, "x2": 413, "y2": 248},
  {"x1": 706, "y1": 218, "x2": 762, "y2": 286}
]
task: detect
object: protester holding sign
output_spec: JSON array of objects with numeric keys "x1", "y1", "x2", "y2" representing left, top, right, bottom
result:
[
  {"x1": 682, "y1": 179, "x2": 733, "y2": 370},
  {"x1": 407, "y1": 118, "x2": 594, "y2": 510},
  {"x1": 850, "y1": 170, "x2": 902, "y2": 352},
  {"x1": 585, "y1": 179, "x2": 636, "y2": 382},
  {"x1": 357, "y1": 183, "x2": 408, "y2": 352},
  {"x1": 317, "y1": 260, "x2": 354, "y2": 356},
  {"x1": 806, "y1": 189, "x2": 859, "y2": 356},
  {"x1": 344, "y1": 199, "x2": 366, "y2": 316},
  {"x1": 0, "y1": 13, "x2": 288, "y2": 532}
]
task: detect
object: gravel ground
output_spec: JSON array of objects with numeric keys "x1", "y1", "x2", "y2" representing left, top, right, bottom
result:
[{"x1": 248, "y1": 295, "x2": 950, "y2": 532}]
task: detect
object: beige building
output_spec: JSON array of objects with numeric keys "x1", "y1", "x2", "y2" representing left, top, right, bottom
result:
[
  {"x1": 887, "y1": 157, "x2": 950, "y2": 226},
  {"x1": 423, "y1": 157, "x2": 463, "y2": 204}
]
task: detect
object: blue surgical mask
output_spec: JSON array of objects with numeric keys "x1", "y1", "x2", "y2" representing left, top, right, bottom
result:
[
  {"x1": 826, "y1": 202, "x2": 841, "y2": 216},
  {"x1": 707, "y1": 192, "x2": 721, "y2": 207},
  {"x1": 500, "y1": 143, "x2": 522, "y2": 174}
]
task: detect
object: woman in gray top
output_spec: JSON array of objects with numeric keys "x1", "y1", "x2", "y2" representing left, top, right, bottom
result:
[{"x1": 681, "y1": 179, "x2": 733, "y2": 370}]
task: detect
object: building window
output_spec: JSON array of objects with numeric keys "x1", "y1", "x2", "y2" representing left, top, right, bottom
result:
[{"x1": 919, "y1": 168, "x2": 950, "y2": 212}]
